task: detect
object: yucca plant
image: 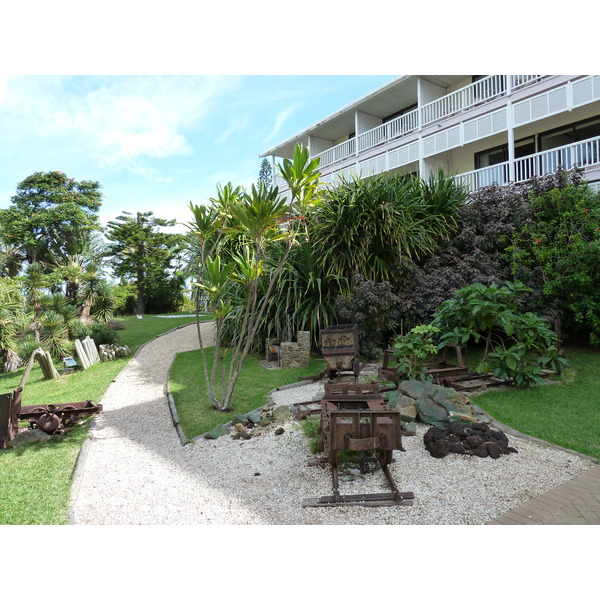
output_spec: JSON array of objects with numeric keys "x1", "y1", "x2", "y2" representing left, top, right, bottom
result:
[
  {"x1": 308, "y1": 171, "x2": 466, "y2": 287},
  {"x1": 40, "y1": 309, "x2": 71, "y2": 358},
  {"x1": 90, "y1": 280, "x2": 116, "y2": 323}
]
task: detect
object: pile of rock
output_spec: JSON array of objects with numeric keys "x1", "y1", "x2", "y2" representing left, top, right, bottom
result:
[
  {"x1": 423, "y1": 422, "x2": 518, "y2": 459},
  {"x1": 99, "y1": 343, "x2": 132, "y2": 361},
  {"x1": 385, "y1": 379, "x2": 489, "y2": 429},
  {"x1": 203, "y1": 403, "x2": 292, "y2": 440}
]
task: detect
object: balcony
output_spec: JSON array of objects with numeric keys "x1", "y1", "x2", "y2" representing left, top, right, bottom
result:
[
  {"x1": 420, "y1": 75, "x2": 544, "y2": 126},
  {"x1": 455, "y1": 134, "x2": 600, "y2": 192}
]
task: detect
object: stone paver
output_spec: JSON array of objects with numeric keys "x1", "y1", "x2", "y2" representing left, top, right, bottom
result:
[{"x1": 487, "y1": 464, "x2": 600, "y2": 525}]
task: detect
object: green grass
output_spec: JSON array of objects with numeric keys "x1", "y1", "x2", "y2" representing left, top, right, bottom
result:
[
  {"x1": 0, "y1": 313, "x2": 204, "y2": 525},
  {"x1": 169, "y1": 347, "x2": 325, "y2": 439},
  {"x1": 472, "y1": 346, "x2": 600, "y2": 460}
]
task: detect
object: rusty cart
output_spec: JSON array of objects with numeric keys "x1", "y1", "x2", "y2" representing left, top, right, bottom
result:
[
  {"x1": 320, "y1": 324, "x2": 360, "y2": 380},
  {"x1": 303, "y1": 382, "x2": 414, "y2": 507}
]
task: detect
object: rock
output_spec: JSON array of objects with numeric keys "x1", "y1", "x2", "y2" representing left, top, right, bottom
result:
[
  {"x1": 274, "y1": 427, "x2": 285, "y2": 435},
  {"x1": 402, "y1": 421, "x2": 417, "y2": 435},
  {"x1": 427, "y1": 438, "x2": 450, "y2": 458},
  {"x1": 472, "y1": 444, "x2": 489, "y2": 458},
  {"x1": 415, "y1": 396, "x2": 449, "y2": 426},
  {"x1": 231, "y1": 414, "x2": 248, "y2": 425},
  {"x1": 485, "y1": 442, "x2": 502, "y2": 459},
  {"x1": 386, "y1": 393, "x2": 418, "y2": 422},
  {"x1": 432, "y1": 385, "x2": 459, "y2": 402},
  {"x1": 272, "y1": 405, "x2": 292, "y2": 424},
  {"x1": 246, "y1": 410, "x2": 262, "y2": 424},
  {"x1": 464, "y1": 435, "x2": 483, "y2": 449},
  {"x1": 399, "y1": 379, "x2": 436, "y2": 400},
  {"x1": 423, "y1": 423, "x2": 518, "y2": 459},
  {"x1": 8, "y1": 428, "x2": 52, "y2": 447},
  {"x1": 234, "y1": 423, "x2": 247, "y2": 434},
  {"x1": 449, "y1": 443, "x2": 466, "y2": 454},
  {"x1": 204, "y1": 424, "x2": 230, "y2": 439}
]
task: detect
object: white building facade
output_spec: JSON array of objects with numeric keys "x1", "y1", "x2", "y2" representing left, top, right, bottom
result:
[{"x1": 261, "y1": 75, "x2": 600, "y2": 195}]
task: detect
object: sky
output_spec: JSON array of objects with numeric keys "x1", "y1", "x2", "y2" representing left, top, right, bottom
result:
[{"x1": 0, "y1": 74, "x2": 395, "y2": 231}]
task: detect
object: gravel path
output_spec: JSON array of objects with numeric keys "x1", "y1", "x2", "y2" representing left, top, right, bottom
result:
[{"x1": 69, "y1": 323, "x2": 595, "y2": 525}]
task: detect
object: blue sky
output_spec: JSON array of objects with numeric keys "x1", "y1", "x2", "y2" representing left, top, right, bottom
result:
[{"x1": 0, "y1": 75, "x2": 395, "y2": 231}]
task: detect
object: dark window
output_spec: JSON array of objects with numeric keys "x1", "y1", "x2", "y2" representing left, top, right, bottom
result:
[
  {"x1": 475, "y1": 136, "x2": 535, "y2": 169},
  {"x1": 539, "y1": 116, "x2": 600, "y2": 150},
  {"x1": 383, "y1": 103, "x2": 418, "y2": 123}
]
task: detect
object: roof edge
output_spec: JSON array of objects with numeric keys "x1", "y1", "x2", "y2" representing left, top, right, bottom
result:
[{"x1": 260, "y1": 75, "x2": 409, "y2": 157}]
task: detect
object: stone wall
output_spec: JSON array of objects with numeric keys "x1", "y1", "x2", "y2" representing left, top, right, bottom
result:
[{"x1": 278, "y1": 331, "x2": 310, "y2": 368}]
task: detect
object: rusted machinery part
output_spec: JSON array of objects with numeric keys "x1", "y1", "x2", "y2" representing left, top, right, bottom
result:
[{"x1": 36, "y1": 406, "x2": 61, "y2": 434}]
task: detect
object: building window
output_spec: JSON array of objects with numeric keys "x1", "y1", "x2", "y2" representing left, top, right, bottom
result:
[
  {"x1": 539, "y1": 116, "x2": 600, "y2": 151},
  {"x1": 475, "y1": 136, "x2": 535, "y2": 170}
]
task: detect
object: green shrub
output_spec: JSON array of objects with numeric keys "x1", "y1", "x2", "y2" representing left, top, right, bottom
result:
[
  {"x1": 89, "y1": 323, "x2": 119, "y2": 346},
  {"x1": 507, "y1": 176, "x2": 600, "y2": 344},
  {"x1": 432, "y1": 282, "x2": 568, "y2": 387},
  {"x1": 391, "y1": 324, "x2": 440, "y2": 381}
]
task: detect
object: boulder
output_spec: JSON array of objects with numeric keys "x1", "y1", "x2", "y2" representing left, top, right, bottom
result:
[
  {"x1": 415, "y1": 396, "x2": 449, "y2": 427},
  {"x1": 272, "y1": 405, "x2": 292, "y2": 424},
  {"x1": 386, "y1": 391, "x2": 418, "y2": 422},
  {"x1": 246, "y1": 410, "x2": 262, "y2": 424},
  {"x1": 8, "y1": 429, "x2": 52, "y2": 447},
  {"x1": 204, "y1": 424, "x2": 230, "y2": 439},
  {"x1": 399, "y1": 379, "x2": 436, "y2": 400}
]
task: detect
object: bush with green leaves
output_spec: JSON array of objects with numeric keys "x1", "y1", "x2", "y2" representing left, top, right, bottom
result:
[
  {"x1": 309, "y1": 170, "x2": 467, "y2": 288},
  {"x1": 431, "y1": 282, "x2": 567, "y2": 387},
  {"x1": 506, "y1": 173, "x2": 600, "y2": 344},
  {"x1": 391, "y1": 324, "x2": 441, "y2": 381}
]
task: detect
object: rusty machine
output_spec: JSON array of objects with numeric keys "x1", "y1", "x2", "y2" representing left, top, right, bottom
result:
[
  {"x1": 320, "y1": 324, "x2": 361, "y2": 380},
  {"x1": 1, "y1": 386, "x2": 102, "y2": 448},
  {"x1": 302, "y1": 382, "x2": 414, "y2": 508}
]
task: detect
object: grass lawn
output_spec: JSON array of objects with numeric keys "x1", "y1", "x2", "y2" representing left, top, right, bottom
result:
[
  {"x1": 169, "y1": 347, "x2": 325, "y2": 439},
  {"x1": 0, "y1": 313, "x2": 202, "y2": 525},
  {"x1": 471, "y1": 346, "x2": 600, "y2": 460}
]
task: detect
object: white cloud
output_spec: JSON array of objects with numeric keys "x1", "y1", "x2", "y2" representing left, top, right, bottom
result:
[
  {"x1": 264, "y1": 103, "x2": 299, "y2": 142},
  {"x1": 0, "y1": 75, "x2": 241, "y2": 169}
]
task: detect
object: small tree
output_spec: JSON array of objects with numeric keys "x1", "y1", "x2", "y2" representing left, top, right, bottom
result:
[
  {"x1": 258, "y1": 158, "x2": 273, "y2": 189},
  {"x1": 188, "y1": 144, "x2": 320, "y2": 411},
  {"x1": 104, "y1": 211, "x2": 183, "y2": 314}
]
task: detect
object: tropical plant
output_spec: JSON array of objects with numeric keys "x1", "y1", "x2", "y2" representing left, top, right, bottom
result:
[
  {"x1": 189, "y1": 180, "x2": 294, "y2": 411},
  {"x1": 0, "y1": 277, "x2": 26, "y2": 371},
  {"x1": 391, "y1": 324, "x2": 441, "y2": 381},
  {"x1": 506, "y1": 176, "x2": 600, "y2": 344},
  {"x1": 431, "y1": 282, "x2": 567, "y2": 387},
  {"x1": 308, "y1": 171, "x2": 466, "y2": 287}
]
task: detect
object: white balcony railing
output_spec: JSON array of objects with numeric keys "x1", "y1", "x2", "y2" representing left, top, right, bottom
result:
[
  {"x1": 314, "y1": 137, "x2": 356, "y2": 169},
  {"x1": 357, "y1": 109, "x2": 419, "y2": 152},
  {"x1": 455, "y1": 134, "x2": 600, "y2": 192},
  {"x1": 514, "y1": 136, "x2": 600, "y2": 182},
  {"x1": 421, "y1": 75, "x2": 546, "y2": 127}
]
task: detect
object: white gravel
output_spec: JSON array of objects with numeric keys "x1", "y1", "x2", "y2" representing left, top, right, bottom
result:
[{"x1": 68, "y1": 323, "x2": 594, "y2": 525}]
